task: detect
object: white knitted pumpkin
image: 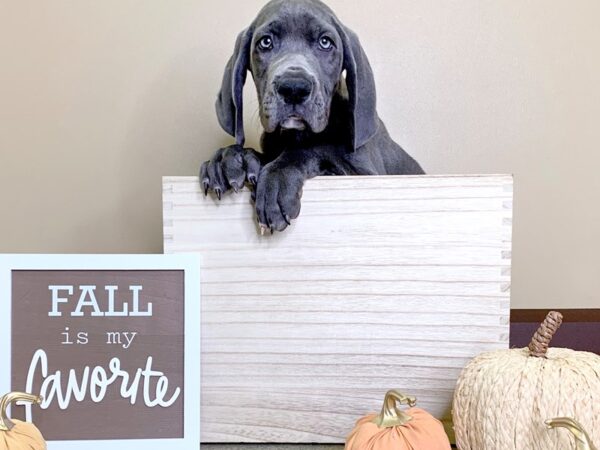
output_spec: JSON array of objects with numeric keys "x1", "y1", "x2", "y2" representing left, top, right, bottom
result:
[{"x1": 453, "y1": 311, "x2": 600, "y2": 450}]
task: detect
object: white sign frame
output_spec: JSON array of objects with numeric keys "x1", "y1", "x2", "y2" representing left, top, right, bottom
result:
[{"x1": 0, "y1": 254, "x2": 201, "y2": 450}]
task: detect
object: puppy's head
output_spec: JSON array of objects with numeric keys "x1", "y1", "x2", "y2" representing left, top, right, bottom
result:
[
  {"x1": 250, "y1": 0, "x2": 343, "y2": 135},
  {"x1": 216, "y1": 0, "x2": 378, "y2": 150}
]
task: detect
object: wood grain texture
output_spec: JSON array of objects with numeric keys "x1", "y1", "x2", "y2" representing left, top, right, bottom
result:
[{"x1": 162, "y1": 175, "x2": 513, "y2": 443}]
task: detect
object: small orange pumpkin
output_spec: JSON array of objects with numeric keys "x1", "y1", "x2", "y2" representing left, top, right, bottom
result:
[
  {"x1": 0, "y1": 392, "x2": 46, "y2": 450},
  {"x1": 345, "y1": 390, "x2": 451, "y2": 450}
]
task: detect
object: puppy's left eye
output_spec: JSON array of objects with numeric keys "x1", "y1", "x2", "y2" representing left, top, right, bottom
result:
[{"x1": 318, "y1": 36, "x2": 334, "y2": 50}]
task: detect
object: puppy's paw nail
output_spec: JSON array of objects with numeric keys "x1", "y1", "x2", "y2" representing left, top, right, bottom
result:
[
  {"x1": 230, "y1": 181, "x2": 239, "y2": 193},
  {"x1": 258, "y1": 223, "x2": 267, "y2": 235},
  {"x1": 215, "y1": 188, "x2": 222, "y2": 200},
  {"x1": 202, "y1": 180, "x2": 209, "y2": 196},
  {"x1": 248, "y1": 174, "x2": 257, "y2": 185},
  {"x1": 284, "y1": 214, "x2": 291, "y2": 226}
]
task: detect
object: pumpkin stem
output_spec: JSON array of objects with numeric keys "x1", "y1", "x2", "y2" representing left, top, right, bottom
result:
[
  {"x1": 372, "y1": 389, "x2": 416, "y2": 428},
  {"x1": 528, "y1": 311, "x2": 563, "y2": 358},
  {"x1": 545, "y1": 417, "x2": 597, "y2": 450},
  {"x1": 0, "y1": 392, "x2": 43, "y2": 432}
]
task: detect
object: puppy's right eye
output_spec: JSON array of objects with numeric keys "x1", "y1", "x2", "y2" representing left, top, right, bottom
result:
[{"x1": 257, "y1": 36, "x2": 273, "y2": 50}]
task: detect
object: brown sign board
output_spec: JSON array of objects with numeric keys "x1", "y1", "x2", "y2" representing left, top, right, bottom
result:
[{"x1": 1, "y1": 255, "x2": 200, "y2": 449}]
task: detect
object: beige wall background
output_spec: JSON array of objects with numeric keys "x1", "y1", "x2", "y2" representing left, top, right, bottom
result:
[{"x1": 1, "y1": 1, "x2": 599, "y2": 309}]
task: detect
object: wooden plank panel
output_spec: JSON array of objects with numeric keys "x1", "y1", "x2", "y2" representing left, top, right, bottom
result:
[
  {"x1": 177, "y1": 246, "x2": 509, "y2": 267},
  {"x1": 202, "y1": 280, "x2": 509, "y2": 297},
  {"x1": 201, "y1": 338, "x2": 508, "y2": 358},
  {"x1": 201, "y1": 265, "x2": 508, "y2": 282},
  {"x1": 200, "y1": 295, "x2": 509, "y2": 314},
  {"x1": 201, "y1": 311, "x2": 506, "y2": 326},
  {"x1": 163, "y1": 174, "x2": 512, "y2": 443}
]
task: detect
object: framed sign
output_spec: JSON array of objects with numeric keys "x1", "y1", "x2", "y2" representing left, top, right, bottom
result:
[{"x1": 0, "y1": 254, "x2": 200, "y2": 449}]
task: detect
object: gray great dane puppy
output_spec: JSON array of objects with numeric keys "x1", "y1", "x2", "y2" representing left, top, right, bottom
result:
[{"x1": 200, "y1": 0, "x2": 424, "y2": 233}]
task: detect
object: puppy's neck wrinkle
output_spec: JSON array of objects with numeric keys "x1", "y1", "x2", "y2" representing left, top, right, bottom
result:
[{"x1": 261, "y1": 92, "x2": 352, "y2": 158}]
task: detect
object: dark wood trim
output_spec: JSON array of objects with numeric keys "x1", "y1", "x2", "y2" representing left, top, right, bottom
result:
[{"x1": 511, "y1": 308, "x2": 600, "y2": 323}]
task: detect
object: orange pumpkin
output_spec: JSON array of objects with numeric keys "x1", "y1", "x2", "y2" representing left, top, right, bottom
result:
[
  {"x1": 0, "y1": 392, "x2": 46, "y2": 450},
  {"x1": 345, "y1": 390, "x2": 451, "y2": 450}
]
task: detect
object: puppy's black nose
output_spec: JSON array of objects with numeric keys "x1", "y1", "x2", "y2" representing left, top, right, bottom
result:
[{"x1": 276, "y1": 77, "x2": 312, "y2": 105}]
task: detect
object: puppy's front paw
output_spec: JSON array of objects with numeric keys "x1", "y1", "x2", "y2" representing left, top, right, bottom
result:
[
  {"x1": 255, "y1": 163, "x2": 304, "y2": 233},
  {"x1": 199, "y1": 145, "x2": 261, "y2": 199}
]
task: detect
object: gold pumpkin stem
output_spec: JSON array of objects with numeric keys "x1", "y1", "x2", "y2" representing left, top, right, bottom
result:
[
  {"x1": 0, "y1": 392, "x2": 43, "y2": 432},
  {"x1": 372, "y1": 390, "x2": 417, "y2": 428},
  {"x1": 528, "y1": 311, "x2": 563, "y2": 358},
  {"x1": 545, "y1": 417, "x2": 597, "y2": 450}
]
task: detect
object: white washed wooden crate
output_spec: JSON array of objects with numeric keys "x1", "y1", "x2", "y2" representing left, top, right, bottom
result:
[{"x1": 162, "y1": 175, "x2": 512, "y2": 443}]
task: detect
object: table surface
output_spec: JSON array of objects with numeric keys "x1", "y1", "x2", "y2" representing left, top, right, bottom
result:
[
  {"x1": 203, "y1": 445, "x2": 460, "y2": 449},
  {"x1": 202, "y1": 444, "x2": 344, "y2": 450},
  {"x1": 203, "y1": 446, "x2": 343, "y2": 450}
]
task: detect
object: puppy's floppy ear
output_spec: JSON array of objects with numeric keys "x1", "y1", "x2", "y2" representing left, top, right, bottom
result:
[
  {"x1": 215, "y1": 28, "x2": 252, "y2": 146},
  {"x1": 335, "y1": 24, "x2": 379, "y2": 150}
]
